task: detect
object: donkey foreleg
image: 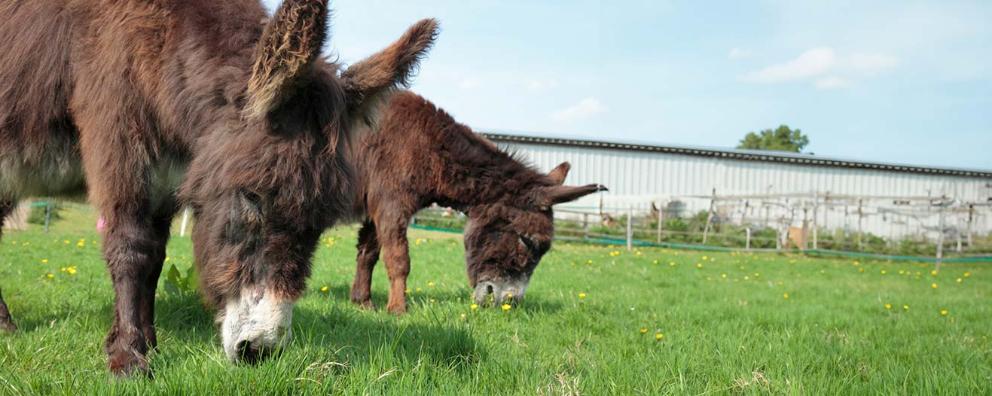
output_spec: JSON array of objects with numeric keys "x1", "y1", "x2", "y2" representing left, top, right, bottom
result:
[
  {"x1": 350, "y1": 219, "x2": 380, "y2": 309},
  {"x1": 100, "y1": 206, "x2": 173, "y2": 377},
  {"x1": 0, "y1": 200, "x2": 17, "y2": 333},
  {"x1": 0, "y1": 289, "x2": 15, "y2": 333},
  {"x1": 378, "y1": 219, "x2": 411, "y2": 315}
]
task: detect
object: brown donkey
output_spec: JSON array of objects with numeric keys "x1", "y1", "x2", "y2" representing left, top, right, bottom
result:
[
  {"x1": 348, "y1": 91, "x2": 606, "y2": 313},
  {"x1": 0, "y1": 1, "x2": 437, "y2": 375}
]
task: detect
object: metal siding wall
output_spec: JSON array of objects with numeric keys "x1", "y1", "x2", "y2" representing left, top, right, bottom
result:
[{"x1": 496, "y1": 141, "x2": 991, "y2": 235}]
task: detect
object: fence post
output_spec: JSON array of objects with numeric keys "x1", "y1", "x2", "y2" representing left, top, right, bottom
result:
[
  {"x1": 745, "y1": 227, "x2": 751, "y2": 251},
  {"x1": 857, "y1": 199, "x2": 864, "y2": 251},
  {"x1": 702, "y1": 188, "x2": 715, "y2": 244},
  {"x1": 626, "y1": 206, "x2": 634, "y2": 252},
  {"x1": 656, "y1": 203, "x2": 663, "y2": 244},
  {"x1": 811, "y1": 192, "x2": 819, "y2": 250},
  {"x1": 936, "y1": 200, "x2": 946, "y2": 271},
  {"x1": 179, "y1": 207, "x2": 191, "y2": 237},
  {"x1": 582, "y1": 213, "x2": 589, "y2": 240},
  {"x1": 43, "y1": 201, "x2": 51, "y2": 233},
  {"x1": 966, "y1": 204, "x2": 974, "y2": 248}
]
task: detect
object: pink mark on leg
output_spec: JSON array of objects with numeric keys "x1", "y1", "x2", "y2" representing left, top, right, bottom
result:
[{"x1": 97, "y1": 216, "x2": 106, "y2": 232}]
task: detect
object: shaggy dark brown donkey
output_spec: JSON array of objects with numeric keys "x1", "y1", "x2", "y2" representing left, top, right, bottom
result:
[
  {"x1": 0, "y1": 0, "x2": 437, "y2": 375},
  {"x1": 348, "y1": 91, "x2": 606, "y2": 314}
]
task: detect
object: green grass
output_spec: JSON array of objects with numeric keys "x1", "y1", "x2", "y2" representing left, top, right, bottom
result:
[{"x1": 1, "y1": 205, "x2": 990, "y2": 395}]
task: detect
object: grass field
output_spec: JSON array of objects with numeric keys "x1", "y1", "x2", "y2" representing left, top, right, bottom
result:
[{"x1": 0, "y1": 205, "x2": 990, "y2": 395}]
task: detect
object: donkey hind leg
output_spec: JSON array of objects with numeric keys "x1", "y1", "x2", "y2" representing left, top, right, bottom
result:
[
  {"x1": 351, "y1": 220, "x2": 380, "y2": 309},
  {"x1": 0, "y1": 200, "x2": 17, "y2": 333},
  {"x1": 379, "y1": 220, "x2": 411, "y2": 315},
  {"x1": 103, "y1": 213, "x2": 171, "y2": 377}
]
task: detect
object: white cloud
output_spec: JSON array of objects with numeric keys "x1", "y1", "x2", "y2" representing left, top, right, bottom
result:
[
  {"x1": 743, "y1": 47, "x2": 836, "y2": 83},
  {"x1": 458, "y1": 78, "x2": 480, "y2": 90},
  {"x1": 845, "y1": 53, "x2": 899, "y2": 74},
  {"x1": 742, "y1": 47, "x2": 898, "y2": 88},
  {"x1": 526, "y1": 79, "x2": 559, "y2": 93},
  {"x1": 814, "y1": 76, "x2": 850, "y2": 90},
  {"x1": 552, "y1": 98, "x2": 607, "y2": 122},
  {"x1": 728, "y1": 47, "x2": 752, "y2": 60}
]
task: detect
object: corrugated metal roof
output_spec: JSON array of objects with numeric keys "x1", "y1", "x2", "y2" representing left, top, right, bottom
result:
[{"x1": 481, "y1": 131, "x2": 992, "y2": 179}]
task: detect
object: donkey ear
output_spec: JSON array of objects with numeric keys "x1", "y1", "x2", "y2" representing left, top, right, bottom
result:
[
  {"x1": 538, "y1": 184, "x2": 607, "y2": 207},
  {"x1": 245, "y1": 0, "x2": 330, "y2": 119},
  {"x1": 341, "y1": 18, "x2": 439, "y2": 121},
  {"x1": 546, "y1": 162, "x2": 571, "y2": 185}
]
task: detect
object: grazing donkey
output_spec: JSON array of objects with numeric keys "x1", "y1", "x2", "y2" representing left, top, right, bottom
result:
[
  {"x1": 0, "y1": 0, "x2": 437, "y2": 374},
  {"x1": 348, "y1": 91, "x2": 606, "y2": 314}
]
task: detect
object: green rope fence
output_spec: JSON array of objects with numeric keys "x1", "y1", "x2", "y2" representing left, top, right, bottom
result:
[{"x1": 410, "y1": 223, "x2": 992, "y2": 264}]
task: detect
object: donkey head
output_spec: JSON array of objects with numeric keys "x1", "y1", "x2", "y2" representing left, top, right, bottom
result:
[
  {"x1": 465, "y1": 162, "x2": 606, "y2": 305},
  {"x1": 182, "y1": 0, "x2": 438, "y2": 364}
]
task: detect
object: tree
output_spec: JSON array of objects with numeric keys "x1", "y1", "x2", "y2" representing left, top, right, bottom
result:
[{"x1": 737, "y1": 125, "x2": 809, "y2": 153}]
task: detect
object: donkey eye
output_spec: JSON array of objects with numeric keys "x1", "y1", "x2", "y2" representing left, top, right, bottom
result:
[{"x1": 518, "y1": 235, "x2": 539, "y2": 251}]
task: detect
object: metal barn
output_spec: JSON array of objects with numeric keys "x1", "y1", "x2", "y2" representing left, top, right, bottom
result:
[{"x1": 483, "y1": 132, "x2": 992, "y2": 240}]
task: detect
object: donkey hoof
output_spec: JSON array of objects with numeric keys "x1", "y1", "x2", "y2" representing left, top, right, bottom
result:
[
  {"x1": 353, "y1": 299, "x2": 376, "y2": 310},
  {"x1": 108, "y1": 350, "x2": 151, "y2": 378},
  {"x1": 386, "y1": 304, "x2": 407, "y2": 315}
]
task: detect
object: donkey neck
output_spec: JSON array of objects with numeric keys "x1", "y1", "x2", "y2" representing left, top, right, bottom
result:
[{"x1": 435, "y1": 140, "x2": 543, "y2": 211}]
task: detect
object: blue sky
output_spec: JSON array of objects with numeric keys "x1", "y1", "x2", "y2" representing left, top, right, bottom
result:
[{"x1": 264, "y1": 1, "x2": 991, "y2": 170}]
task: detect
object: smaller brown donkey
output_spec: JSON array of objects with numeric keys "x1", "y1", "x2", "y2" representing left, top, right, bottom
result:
[{"x1": 348, "y1": 91, "x2": 606, "y2": 313}]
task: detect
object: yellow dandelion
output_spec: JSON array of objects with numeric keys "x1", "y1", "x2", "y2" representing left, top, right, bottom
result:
[
  {"x1": 501, "y1": 303, "x2": 512, "y2": 312},
  {"x1": 721, "y1": 273, "x2": 727, "y2": 279},
  {"x1": 45, "y1": 272, "x2": 54, "y2": 280},
  {"x1": 931, "y1": 283, "x2": 938, "y2": 289},
  {"x1": 655, "y1": 332, "x2": 664, "y2": 341},
  {"x1": 783, "y1": 292, "x2": 790, "y2": 300},
  {"x1": 669, "y1": 262, "x2": 676, "y2": 267},
  {"x1": 880, "y1": 270, "x2": 887, "y2": 275},
  {"x1": 930, "y1": 270, "x2": 938, "y2": 276},
  {"x1": 404, "y1": 288, "x2": 411, "y2": 294},
  {"x1": 41, "y1": 259, "x2": 48, "y2": 264},
  {"x1": 578, "y1": 292, "x2": 587, "y2": 300},
  {"x1": 416, "y1": 287, "x2": 423, "y2": 292},
  {"x1": 956, "y1": 278, "x2": 963, "y2": 283},
  {"x1": 164, "y1": 256, "x2": 170, "y2": 262},
  {"x1": 858, "y1": 268, "x2": 865, "y2": 273},
  {"x1": 63, "y1": 240, "x2": 70, "y2": 244},
  {"x1": 853, "y1": 261, "x2": 861, "y2": 266},
  {"x1": 427, "y1": 281, "x2": 436, "y2": 288},
  {"x1": 696, "y1": 263, "x2": 703, "y2": 269},
  {"x1": 903, "y1": 304, "x2": 909, "y2": 311},
  {"x1": 319, "y1": 286, "x2": 329, "y2": 293},
  {"x1": 744, "y1": 276, "x2": 750, "y2": 281},
  {"x1": 639, "y1": 328, "x2": 648, "y2": 334},
  {"x1": 460, "y1": 313, "x2": 467, "y2": 320},
  {"x1": 940, "y1": 309, "x2": 949, "y2": 316},
  {"x1": 963, "y1": 271, "x2": 971, "y2": 278},
  {"x1": 470, "y1": 303, "x2": 479, "y2": 311},
  {"x1": 884, "y1": 303, "x2": 892, "y2": 310},
  {"x1": 66, "y1": 266, "x2": 77, "y2": 275}
]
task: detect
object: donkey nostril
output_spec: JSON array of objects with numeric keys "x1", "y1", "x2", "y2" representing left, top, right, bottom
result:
[
  {"x1": 236, "y1": 340, "x2": 249, "y2": 354},
  {"x1": 485, "y1": 284, "x2": 494, "y2": 294},
  {"x1": 237, "y1": 340, "x2": 262, "y2": 365}
]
